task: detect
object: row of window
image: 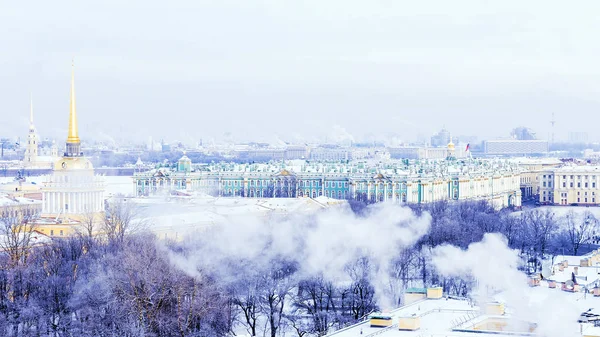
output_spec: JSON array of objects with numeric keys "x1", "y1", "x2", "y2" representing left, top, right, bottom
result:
[
  {"x1": 559, "y1": 175, "x2": 597, "y2": 180},
  {"x1": 560, "y1": 182, "x2": 597, "y2": 188}
]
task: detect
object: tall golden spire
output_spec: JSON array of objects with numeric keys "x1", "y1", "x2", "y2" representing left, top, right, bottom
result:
[{"x1": 67, "y1": 60, "x2": 80, "y2": 144}]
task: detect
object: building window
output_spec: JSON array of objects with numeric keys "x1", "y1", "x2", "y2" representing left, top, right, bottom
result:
[
  {"x1": 578, "y1": 183, "x2": 581, "y2": 188},
  {"x1": 563, "y1": 183, "x2": 566, "y2": 188},
  {"x1": 586, "y1": 183, "x2": 589, "y2": 188},
  {"x1": 50, "y1": 230, "x2": 54, "y2": 236},
  {"x1": 578, "y1": 198, "x2": 581, "y2": 202},
  {"x1": 571, "y1": 182, "x2": 574, "y2": 188},
  {"x1": 60, "y1": 230, "x2": 64, "y2": 236}
]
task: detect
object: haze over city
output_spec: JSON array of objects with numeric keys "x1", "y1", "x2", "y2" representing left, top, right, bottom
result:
[
  {"x1": 4, "y1": 2, "x2": 600, "y2": 337},
  {"x1": 2, "y1": 0, "x2": 600, "y2": 143}
]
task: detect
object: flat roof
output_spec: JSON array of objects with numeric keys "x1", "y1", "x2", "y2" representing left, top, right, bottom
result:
[{"x1": 326, "y1": 298, "x2": 495, "y2": 337}]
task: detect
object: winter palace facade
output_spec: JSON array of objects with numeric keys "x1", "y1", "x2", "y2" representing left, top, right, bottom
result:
[{"x1": 133, "y1": 155, "x2": 522, "y2": 209}]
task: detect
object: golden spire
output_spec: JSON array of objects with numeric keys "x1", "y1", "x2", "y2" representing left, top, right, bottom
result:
[{"x1": 67, "y1": 60, "x2": 80, "y2": 144}]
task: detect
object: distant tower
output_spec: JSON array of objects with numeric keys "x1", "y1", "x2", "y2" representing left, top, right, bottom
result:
[
  {"x1": 24, "y1": 95, "x2": 39, "y2": 165},
  {"x1": 550, "y1": 112, "x2": 556, "y2": 144}
]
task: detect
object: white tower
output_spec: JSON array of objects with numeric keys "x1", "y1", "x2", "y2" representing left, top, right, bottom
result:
[{"x1": 23, "y1": 96, "x2": 39, "y2": 165}]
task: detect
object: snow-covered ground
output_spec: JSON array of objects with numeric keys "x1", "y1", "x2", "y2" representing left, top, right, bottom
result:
[
  {"x1": 514, "y1": 205, "x2": 600, "y2": 218},
  {"x1": 128, "y1": 194, "x2": 347, "y2": 240},
  {"x1": 0, "y1": 175, "x2": 134, "y2": 197}
]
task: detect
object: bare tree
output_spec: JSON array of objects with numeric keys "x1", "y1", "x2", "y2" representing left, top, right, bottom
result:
[
  {"x1": 344, "y1": 257, "x2": 376, "y2": 320},
  {"x1": 102, "y1": 198, "x2": 146, "y2": 245},
  {"x1": 0, "y1": 205, "x2": 39, "y2": 266},
  {"x1": 78, "y1": 206, "x2": 101, "y2": 239},
  {"x1": 260, "y1": 259, "x2": 298, "y2": 337},
  {"x1": 292, "y1": 275, "x2": 340, "y2": 336},
  {"x1": 564, "y1": 210, "x2": 598, "y2": 255}
]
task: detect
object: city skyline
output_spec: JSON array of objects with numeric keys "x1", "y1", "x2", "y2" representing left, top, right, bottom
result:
[{"x1": 2, "y1": 1, "x2": 600, "y2": 144}]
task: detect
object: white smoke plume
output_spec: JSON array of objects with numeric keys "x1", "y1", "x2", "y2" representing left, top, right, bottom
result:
[
  {"x1": 432, "y1": 233, "x2": 580, "y2": 337},
  {"x1": 166, "y1": 202, "x2": 431, "y2": 309}
]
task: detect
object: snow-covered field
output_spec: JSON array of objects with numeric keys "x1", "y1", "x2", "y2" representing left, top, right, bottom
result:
[
  {"x1": 0, "y1": 175, "x2": 135, "y2": 197},
  {"x1": 130, "y1": 195, "x2": 346, "y2": 240},
  {"x1": 513, "y1": 205, "x2": 600, "y2": 218}
]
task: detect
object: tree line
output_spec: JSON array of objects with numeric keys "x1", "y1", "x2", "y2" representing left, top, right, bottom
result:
[{"x1": 0, "y1": 200, "x2": 598, "y2": 336}]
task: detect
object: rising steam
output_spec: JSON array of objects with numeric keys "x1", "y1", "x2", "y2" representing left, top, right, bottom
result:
[
  {"x1": 432, "y1": 233, "x2": 581, "y2": 337},
  {"x1": 166, "y1": 202, "x2": 431, "y2": 309}
]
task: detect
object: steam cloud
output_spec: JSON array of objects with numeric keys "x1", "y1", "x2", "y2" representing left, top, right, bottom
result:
[
  {"x1": 432, "y1": 233, "x2": 581, "y2": 337},
  {"x1": 167, "y1": 202, "x2": 431, "y2": 309}
]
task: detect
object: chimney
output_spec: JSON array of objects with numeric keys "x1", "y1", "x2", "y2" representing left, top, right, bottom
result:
[{"x1": 574, "y1": 266, "x2": 579, "y2": 275}]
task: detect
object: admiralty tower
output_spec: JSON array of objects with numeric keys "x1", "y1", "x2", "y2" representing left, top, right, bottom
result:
[{"x1": 36, "y1": 62, "x2": 105, "y2": 236}]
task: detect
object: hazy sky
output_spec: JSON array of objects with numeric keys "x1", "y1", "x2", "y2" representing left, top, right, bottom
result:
[{"x1": 2, "y1": 1, "x2": 600, "y2": 145}]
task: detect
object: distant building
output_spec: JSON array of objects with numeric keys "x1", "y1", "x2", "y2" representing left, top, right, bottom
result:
[
  {"x1": 541, "y1": 166, "x2": 600, "y2": 205},
  {"x1": 308, "y1": 147, "x2": 351, "y2": 161},
  {"x1": 134, "y1": 156, "x2": 522, "y2": 209},
  {"x1": 510, "y1": 127, "x2": 537, "y2": 140},
  {"x1": 511, "y1": 158, "x2": 562, "y2": 200},
  {"x1": 484, "y1": 140, "x2": 548, "y2": 156},
  {"x1": 388, "y1": 142, "x2": 468, "y2": 160},
  {"x1": 430, "y1": 128, "x2": 451, "y2": 147},
  {"x1": 569, "y1": 132, "x2": 589, "y2": 144},
  {"x1": 284, "y1": 146, "x2": 307, "y2": 160}
]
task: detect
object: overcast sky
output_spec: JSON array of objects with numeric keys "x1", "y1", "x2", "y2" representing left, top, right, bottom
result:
[{"x1": 2, "y1": 0, "x2": 600, "y2": 145}]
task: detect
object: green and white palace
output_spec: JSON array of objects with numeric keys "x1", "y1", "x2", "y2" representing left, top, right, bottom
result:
[{"x1": 133, "y1": 155, "x2": 522, "y2": 209}]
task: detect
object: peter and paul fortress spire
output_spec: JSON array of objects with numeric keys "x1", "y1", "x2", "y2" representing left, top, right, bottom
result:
[
  {"x1": 30, "y1": 93, "x2": 34, "y2": 126},
  {"x1": 65, "y1": 60, "x2": 82, "y2": 157}
]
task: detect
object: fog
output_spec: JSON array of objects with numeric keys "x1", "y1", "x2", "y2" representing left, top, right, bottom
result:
[
  {"x1": 432, "y1": 233, "x2": 581, "y2": 337},
  {"x1": 167, "y1": 202, "x2": 431, "y2": 309},
  {"x1": 3, "y1": 1, "x2": 600, "y2": 143}
]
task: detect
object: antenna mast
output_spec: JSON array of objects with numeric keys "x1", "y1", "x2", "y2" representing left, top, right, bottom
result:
[{"x1": 550, "y1": 112, "x2": 556, "y2": 144}]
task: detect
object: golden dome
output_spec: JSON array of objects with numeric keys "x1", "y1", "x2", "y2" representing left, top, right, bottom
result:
[
  {"x1": 53, "y1": 157, "x2": 94, "y2": 171},
  {"x1": 447, "y1": 136, "x2": 455, "y2": 150}
]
